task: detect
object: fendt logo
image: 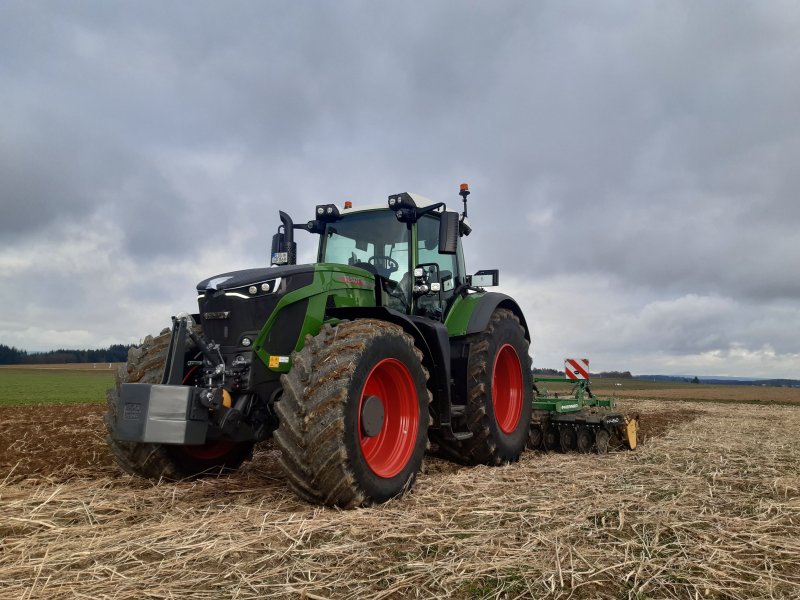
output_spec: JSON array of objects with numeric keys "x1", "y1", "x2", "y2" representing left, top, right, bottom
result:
[{"x1": 337, "y1": 276, "x2": 366, "y2": 286}]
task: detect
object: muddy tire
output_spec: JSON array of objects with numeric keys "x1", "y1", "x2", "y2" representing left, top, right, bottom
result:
[
  {"x1": 104, "y1": 328, "x2": 253, "y2": 480},
  {"x1": 441, "y1": 308, "x2": 533, "y2": 465},
  {"x1": 275, "y1": 320, "x2": 430, "y2": 508}
]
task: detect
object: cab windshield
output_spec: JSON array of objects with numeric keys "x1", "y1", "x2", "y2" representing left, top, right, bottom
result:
[{"x1": 321, "y1": 210, "x2": 410, "y2": 285}]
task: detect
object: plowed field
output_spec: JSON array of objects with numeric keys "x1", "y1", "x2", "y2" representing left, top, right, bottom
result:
[{"x1": 2, "y1": 399, "x2": 799, "y2": 599}]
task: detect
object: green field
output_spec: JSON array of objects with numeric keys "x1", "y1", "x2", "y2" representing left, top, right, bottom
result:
[
  {"x1": 0, "y1": 367, "x2": 115, "y2": 406},
  {"x1": 1, "y1": 367, "x2": 798, "y2": 408},
  {"x1": 539, "y1": 376, "x2": 800, "y2": 405}
]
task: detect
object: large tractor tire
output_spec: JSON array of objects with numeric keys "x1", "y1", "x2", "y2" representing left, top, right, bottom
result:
[
  {"x1": 442, "y1": 308, "x2": 533, "y2": 465},
  {"x1": 275, "y1": 319, "x2": 430, "y2": 508},
  {"x1": 104, "y1": 329, "x2": 254, "y2": 480}
]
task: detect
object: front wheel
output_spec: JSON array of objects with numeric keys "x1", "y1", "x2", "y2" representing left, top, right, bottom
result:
[{"x1": 275, "y1": 320, "x2": 430, "y2": 508}]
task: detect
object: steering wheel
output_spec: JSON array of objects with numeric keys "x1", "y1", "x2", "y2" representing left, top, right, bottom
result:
[{"x1": 369, "y1": 255, "x2": 399, "y2": 275}]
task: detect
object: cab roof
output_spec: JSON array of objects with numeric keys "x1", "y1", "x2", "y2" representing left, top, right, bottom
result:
[{"x1": 339, "y1": 193, "x2": 444, "y2": 215}]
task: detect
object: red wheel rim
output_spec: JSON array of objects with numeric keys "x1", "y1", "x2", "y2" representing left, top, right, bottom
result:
[
  {"x1": 492, "y1": 344, "x2": 523, "y2": 434},
  {"x1": 358, "y1": 358, "x2": 419, "y2": 478},
  {"x1": 177, "y1": 439, "x2": 236, "y2": 460}
]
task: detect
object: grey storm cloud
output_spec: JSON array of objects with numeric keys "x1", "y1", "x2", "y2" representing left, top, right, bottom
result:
[{"x1": 0, "y1": 1, "x2": 798, "y2": 376}]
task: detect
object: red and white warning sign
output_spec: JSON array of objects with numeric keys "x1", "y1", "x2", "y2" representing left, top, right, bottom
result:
[{"x1": 564, "y1": 358, "x2": 590, "y2": 380}]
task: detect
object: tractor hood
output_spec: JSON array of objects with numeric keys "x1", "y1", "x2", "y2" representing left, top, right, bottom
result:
[
  {"x1": 196, "y1": 264, "x2": 315, "y2": 293},
  {"x1": 195, "y1": 264, "x2": 316, "y2": 351}
]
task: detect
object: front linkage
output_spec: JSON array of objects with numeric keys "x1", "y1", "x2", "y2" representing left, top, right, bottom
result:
[{"x1": 113, "y1": 314, "x2": 268, "y2": 448}]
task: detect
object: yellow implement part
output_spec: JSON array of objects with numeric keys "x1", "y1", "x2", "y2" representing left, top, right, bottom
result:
[
  {"x1": 222, "y1": 389, "x2": 233, "y2": 409},
  {"x1": 623, "y1": 416, "x2": 639, "y2": 450}
]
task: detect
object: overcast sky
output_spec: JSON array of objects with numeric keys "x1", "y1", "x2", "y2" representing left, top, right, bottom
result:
[{"x1": 1, "y1": 1, "x2": 798, "y2": 377}]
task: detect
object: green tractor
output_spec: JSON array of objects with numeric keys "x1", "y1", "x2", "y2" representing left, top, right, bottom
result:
[{"x1": 107, "y1": 185, "x2": 533, "y2": 507}]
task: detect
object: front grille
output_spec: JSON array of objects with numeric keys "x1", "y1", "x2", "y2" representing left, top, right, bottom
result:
[{"x1": 198, "y1": 292, "x2": 280, "y2": 347}]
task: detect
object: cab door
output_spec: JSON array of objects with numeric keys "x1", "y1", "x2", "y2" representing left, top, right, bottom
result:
[{"x1": 413, "y1": 214, "x2": 465, "y2": 320}]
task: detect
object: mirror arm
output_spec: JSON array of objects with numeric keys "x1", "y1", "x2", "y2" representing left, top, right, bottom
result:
[
  {"x1": 453, "y1": 283, "x2": 485, "y2": 297},
  {"x1": 414, "y1": 202, "x2": 445, "y2": 218}
]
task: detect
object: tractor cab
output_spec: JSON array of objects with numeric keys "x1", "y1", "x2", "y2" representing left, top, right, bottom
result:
[
  {"x1": 315, "y1": 196, "x2": 468, "y2": 319},
  {"x1": 273, "y1": 189, "x2": 474, "y2": 322}
]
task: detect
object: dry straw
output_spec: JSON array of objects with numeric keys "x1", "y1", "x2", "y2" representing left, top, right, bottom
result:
[{"x1": 1, "y1": 399, "x2": 799, "y2": 599}]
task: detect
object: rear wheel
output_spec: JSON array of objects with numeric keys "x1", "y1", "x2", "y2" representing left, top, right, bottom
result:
[
  {"x1": 275, "y1": 320, "x2": 430, "y2": 508},
  {"x1": 104, "y1": 329, "x2": 254, "y2": 480},
  {"x1": 440, "y1": 308, "x2": 533, "y2": 465}
]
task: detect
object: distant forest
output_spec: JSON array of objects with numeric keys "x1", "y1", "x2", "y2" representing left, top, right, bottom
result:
[
  {"x1": 0, "y1": 343, "x2": 132, "y2": 365},
  {"x1": 533, "y1": 368, "x2": 634, "y2": 378}
]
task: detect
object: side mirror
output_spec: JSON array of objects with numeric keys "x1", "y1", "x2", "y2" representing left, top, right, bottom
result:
[
  {"x1": 271, "y1": 231, "x2": 296, "y2": 265},
  {"x1": 271, "y1": 211, "x2": 298, "y2": 265},
  {"x1": 470, "y1": 269, "x2": 499, "y2": 287},
  {"x1": 271, "y1": 231, "x2": 285, "y2": 264},
  {"x1": 438, "y1": 211, "x2": 459, "y2": 254},
  {"x1": 271, "y1": 231, "x2": 284, "y2": 255}
]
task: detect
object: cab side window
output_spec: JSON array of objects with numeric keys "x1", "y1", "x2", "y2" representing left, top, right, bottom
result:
[{"x1": 417, "y1": 215, "x2": 464, "y2": 303}]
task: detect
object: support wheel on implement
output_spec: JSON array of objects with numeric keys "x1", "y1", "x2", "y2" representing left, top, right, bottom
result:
[
  {"x1": 439, "y1": 309, "x2": 533, "y2": 465},
  {"x1": 275, "y1": 320, "x2": 430, "y2": 508}
]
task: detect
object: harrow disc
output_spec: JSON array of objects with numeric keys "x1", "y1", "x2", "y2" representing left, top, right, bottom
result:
[
  {"x1": 543, "y1": 425, "x2": 559, "y2": 451},
  {"x1": 595, "y1": 429, "x2": 610, "y2": 454},
  {"x1": 559, "y1": 426, "x2": 577, "y2": 453},
  {"x1": 528, "y1": 424, "x2": 543, "y2": 450},
  {"x1": 576, "y1": 426, "x2": 593, "y2": 453}
]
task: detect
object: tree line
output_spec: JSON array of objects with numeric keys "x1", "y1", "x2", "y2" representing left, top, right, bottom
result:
[
  {"x1": 0, "y1": 343, "x2": 132, "y2": 365},
  {"x1": 533, "y1": 368, "x2": 633, "y2": 378}
]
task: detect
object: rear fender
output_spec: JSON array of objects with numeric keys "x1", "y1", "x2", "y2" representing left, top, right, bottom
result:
[{"x1": 445, "y1": 292, "x2": 530, "y2": 340}]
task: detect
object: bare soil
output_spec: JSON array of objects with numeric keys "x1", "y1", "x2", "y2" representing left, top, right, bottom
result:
[
  {"x1": 0, "y1": 404, "x2": 116, "y2": 482},
  {"x1": 0, "y1": 401, "x2": 698, "y2": 486}
]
